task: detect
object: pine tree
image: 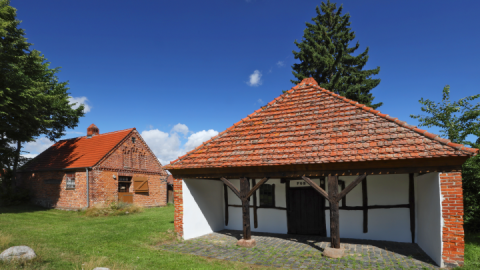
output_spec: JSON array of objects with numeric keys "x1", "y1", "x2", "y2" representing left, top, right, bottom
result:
[
  {"x1": 0, "y1": 0, "x2": 84, "y2": 175},
  {"x1": 292, "y1": 1, "x2": 382, "y2": 109}
]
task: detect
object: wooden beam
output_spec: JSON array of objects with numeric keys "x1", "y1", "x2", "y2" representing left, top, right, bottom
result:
[
  {"x1": 409, "y1": 173, "x2": 416, "y2": 243},
  {"x1": 246, "y1": 177, "x2": 269, "y2": 199},
  {"x1": 336, "y1": 174, "x2": 366, "y2": 202},
  {"x1": 328, "y1": 175, "x2": 340, "y2": 249},
  {"x1": 320, "y1": 177, "x2": 327, "y2": 237},
  {"x1": 340, "y1": 180, "x2": 346, "y2": 207},
  {"x1": 220, "y1": 177, "x2": 240, "y2": 198},
  {"x1": 285, "y1": 179, "x2": 291, "y2": 234},
  {"x1": 302, "y1": 175, "x2": 330, "y2": 201},
  {"x1": 362, "y1": 177, "x2": 368, "y2": 233},
  {"x1": 240, "y1": 177, "x2": 251, "y2": 240},
  {"x1": 224, "y1": 184, "x2": 229, "y2": 226},
  {"x1": 252, "y1": 179, "x2": 258, "y2": 229}
]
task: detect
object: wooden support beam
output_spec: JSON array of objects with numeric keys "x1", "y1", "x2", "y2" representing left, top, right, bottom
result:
[
  {"x1": 302, "y1": 176, "x2": 330, "y2": 201},
  {"x1": 362, "y1": 177, "x2": 368, "y2": 233},
  {"x1": 220, "y1": 177, "x2": 240, "y2": 198},
  {"x1": 252, "y1": 179, "x2": 258, "y2": 229},
  {"x1": 320, "y1": 177, "x2": 327, "y2": 237},
  {"x1": 328, "y1": 175, "x2": 340, "y2": 248},
  {"x1": 409, "y1": 173, "x2": 415, "y2": 243},
  {"x1": 240, "y1": 177, "x2": 251, "y2": 240},
  {"x1": 224, "y1": 184, "x2": 229, "y2": 226},
  {"x1": 340, "y1": 180, "x2": 346, "y2": 207},
  {"x1": 336, "y1": 174, "x2": 366, "y2": 201},
  {"x1": 285, "y1": 179, "x2": 291, "y2": 234},
  {"x1": 246, "y1": 177, "x2": 269, "y2": 199}
]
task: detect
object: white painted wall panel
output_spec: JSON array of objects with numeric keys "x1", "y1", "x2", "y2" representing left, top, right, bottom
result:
[
  {"x1": 183, "y1": 179, "x2": 224, "y2": 240},
  {"x1": 416, "y1": 173, "x2": 443, "y2": 267}
]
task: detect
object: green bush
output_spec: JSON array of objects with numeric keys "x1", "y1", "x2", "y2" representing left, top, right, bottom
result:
[
  {"x1": 84, "y1": 200, "x2": 143, "y2": 217},
  {"x1": 0, "y1": 169, "x2": 30, "y2": 206}
]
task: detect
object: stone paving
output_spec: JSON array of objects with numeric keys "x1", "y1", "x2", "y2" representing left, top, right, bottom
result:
[{"x1": 159, "y1": 230, "x2": 441, "y2": 269}]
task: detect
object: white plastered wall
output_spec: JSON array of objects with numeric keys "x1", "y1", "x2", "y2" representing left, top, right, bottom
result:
[
  {"x1": 415, "y1": 172, "x2": 443, "y2": 267},
  {"x1": 182, "y1": 179, "x2": 224, "y2": 240}
]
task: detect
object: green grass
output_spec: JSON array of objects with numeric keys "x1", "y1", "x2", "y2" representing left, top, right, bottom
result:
[
  {"x1": 0, "y1": 204, "x2": 270, "y2": 270},
  {"x1": 459, "y1": 232, "x2": 480, "y2": 270}
]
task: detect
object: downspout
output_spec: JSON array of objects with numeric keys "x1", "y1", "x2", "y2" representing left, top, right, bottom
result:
[{"x1": 86, "y1": 167, "x2": 91, "y2": 208}]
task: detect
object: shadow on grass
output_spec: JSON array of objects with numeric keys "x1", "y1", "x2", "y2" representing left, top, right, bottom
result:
[{"x1": 0, "y1": 203, "x2": 49, "y2": 214}]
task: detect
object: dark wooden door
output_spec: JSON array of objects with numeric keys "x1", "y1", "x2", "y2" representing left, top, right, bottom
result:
[{"x1": 288, "y1": 187, "x2": 326, "y2": 236}]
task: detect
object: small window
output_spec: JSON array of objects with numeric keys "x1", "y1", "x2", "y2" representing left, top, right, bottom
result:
[
  {"x1": 260, "y1": 184, "x2": 275, "y2": 207},
  {"x1": 65, "y1": 173, "x2": 75, "y2": 190}
]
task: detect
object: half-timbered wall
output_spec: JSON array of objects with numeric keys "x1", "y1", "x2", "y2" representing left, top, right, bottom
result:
[
  {"x1": 220, "y1": 176, "x2": 412, "y2": 242},
  {"x1": 183, "y1": 179, "x2": 224, "y2": 240},
  {"x1": 225, "y1": 179, "x2": 288, "y2": 234}
]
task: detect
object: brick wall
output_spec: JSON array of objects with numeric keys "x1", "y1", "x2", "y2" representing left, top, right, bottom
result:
[
  {"x1": 18, "y1": 170, "x2": 88, "y2": 210},
  {"x1": 17, "y1": 130, "x2": 168, "y2": 210},
  {"x1": 440, "y1": 172, "x2": 464, "y2": 267},
  {"x1": 173, "y1": 177, "x2": 183, "y2": 237}
]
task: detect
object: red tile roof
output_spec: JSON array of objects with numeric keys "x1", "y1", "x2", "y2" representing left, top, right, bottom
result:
[
  {"x1": 22, "y1": 128, "x2": 134, "y2": 171},
  {"x1": 164, "y1": 78, "x2": 478, "y2": 170}
]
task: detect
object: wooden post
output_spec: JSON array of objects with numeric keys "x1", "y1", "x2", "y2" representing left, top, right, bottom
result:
[
  {"x1": 224, "y1": 184, "x2": 229, "y2": 226},
  {"x1": 362, "y1": 177, "x2": 368, "y2": 233},
  {"x1": 328, "y1": 175, "x2": 340, "y2": 249},
  {"x1": 240, "y1": 177, "x2": 251, "y2": 240},
  {"x1": 252, "y1": 179, "x2": 258, "y2": 228},
  {"x1": 409, "y1": 173, "x2": 415, "y2": 243},
  {"x1": 285, "y1": 179, "x2": 291, "y2": 234}
]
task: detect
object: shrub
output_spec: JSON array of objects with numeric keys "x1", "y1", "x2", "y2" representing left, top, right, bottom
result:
[
  {"x1": 84, "y1": 200, "x2": 143, "y2": 217},
  {"x1": 0, "y1": 170, "x2": 30, "y2": 206}
]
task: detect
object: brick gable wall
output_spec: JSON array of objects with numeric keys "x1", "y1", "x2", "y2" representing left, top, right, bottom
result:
[{"x1": 440, "y1": 172, "x2": 465, "y2": 267}]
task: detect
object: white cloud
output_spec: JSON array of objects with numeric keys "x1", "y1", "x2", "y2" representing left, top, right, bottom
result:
[
  {"x1": 184, "y1": 129, "x2": 219, "y2": 152},
  {"x1": 257, "y1": 98, "x2": 264, "y2": 105},
  {"x1": 22, "y1": 153, "x2": 38, "y2": 159},
  {"x1": 247, "y1": 70, "x2": 262, "y2": 87},
  {"x1": 172, "y1": 123, "x2": 189, "y2": 136},
  {"x1": 276, "y1": 61, "x2": 285, "y2": 67},
  {"x1": 141, "y1": 129, "x2": 183, "y2": 166},
  {"x1": 141, "y1": 124, "x2": 218, "y2": 165},
  {"x1": 23, "y1": 137, "x2": 54, "y2": 155},
  {"x1": 69, "y1": 96, "x2": 91, "y2": 113}
]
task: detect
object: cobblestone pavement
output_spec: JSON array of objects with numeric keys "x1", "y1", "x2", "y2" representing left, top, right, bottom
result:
[{"x1": 159, "y1": 230, "x2": 440, "y2": 269}]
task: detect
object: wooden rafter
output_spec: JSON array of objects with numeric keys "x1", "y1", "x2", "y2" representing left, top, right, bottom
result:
[
  {"x1": 301, "y1": 176, "x2": 330, "y2": 201},
  {"x1": 336, "y1": 174, "x2": 366, "y2": 201}
]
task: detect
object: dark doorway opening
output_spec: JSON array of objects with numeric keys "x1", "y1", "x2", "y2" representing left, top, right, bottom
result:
[{"x1": 288, "y1": 187, "x2": 326, "y2": 236}]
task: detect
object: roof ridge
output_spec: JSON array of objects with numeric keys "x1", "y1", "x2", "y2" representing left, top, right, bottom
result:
[
  {"x1": 166, "y1": 83, "x2": 308, "y2": 166},
  {"x1": 313, "y1": 85, "x2": 479, "y2": 155},
  {"x1": 57, "y1": 127, "x2": 136, "y2": 142}
]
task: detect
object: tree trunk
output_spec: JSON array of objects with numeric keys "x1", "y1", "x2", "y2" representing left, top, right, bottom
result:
[{"x1": 12, "y1": 140, "x2": 21, "y2": 184}]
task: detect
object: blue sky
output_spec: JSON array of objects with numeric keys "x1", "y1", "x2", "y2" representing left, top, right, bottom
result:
[{"x1": 12, "y1": 0, "x2": 480, "y2": 164}]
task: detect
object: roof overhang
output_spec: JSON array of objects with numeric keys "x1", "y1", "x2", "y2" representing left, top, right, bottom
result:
[{"x1": 168, "y1": 156, "x2": 468, "y2": 180}]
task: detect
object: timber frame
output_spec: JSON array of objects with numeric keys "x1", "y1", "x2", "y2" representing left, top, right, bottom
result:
[{"x1": 171, "y1": 156, "x2": 464, "y2": 249}]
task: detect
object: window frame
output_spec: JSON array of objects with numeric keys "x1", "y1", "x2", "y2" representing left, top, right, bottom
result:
[
  {"x1": 259, "y1": 183, "x2": 275, "y2": 207},
  {"x1": 65, "y1": 173, "x2": 76, "y2": 190}
]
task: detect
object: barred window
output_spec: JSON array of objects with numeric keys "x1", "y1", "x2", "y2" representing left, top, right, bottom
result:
[
  {"x1": 66, "y1": 173, "x2": 75, "y2": 190},
  {"x1": 260, "y1": 184, "x2": 275, "y2": 207}
]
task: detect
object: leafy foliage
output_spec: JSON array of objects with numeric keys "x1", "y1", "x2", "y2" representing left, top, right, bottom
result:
[
  {"x1": 0, "y1": 0, "x2": 84, "y2": 174},
  {"x1": 291, "y1": 0, "x2": 381, "y2": 109},
  {"x1": 411, "y1": 85, "x2": 480, "y2": 232}
]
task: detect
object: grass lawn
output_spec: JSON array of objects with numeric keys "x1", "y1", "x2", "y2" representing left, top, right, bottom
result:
[
  {"x1": 460, "y1": 232, "x2": 480, "y2": 270},
  {"x1": 0, "y1": 204, "x2": 270, "y2": 270}
]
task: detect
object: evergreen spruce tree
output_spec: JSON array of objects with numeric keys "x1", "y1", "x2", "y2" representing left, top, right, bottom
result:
[{"x1": 292, "y1": 1, "x2": 382, "y2": 108}]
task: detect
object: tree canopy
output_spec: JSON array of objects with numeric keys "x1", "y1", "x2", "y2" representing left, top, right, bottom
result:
[
  {"x1": 411, "y1": 85, "x2": 480, "y2": 232},
  {"x1": 291, "y1": 0, "x2": 381, "y2": 109},
  {"x1": 0, "y1": 0, "x2": 84, "y2": 174}
]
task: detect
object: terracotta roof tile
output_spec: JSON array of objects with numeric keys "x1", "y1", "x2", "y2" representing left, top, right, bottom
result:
[
  {"x1": 22, "y1": 128, "x2": 134, "y2": 171},
  {"x1": 164, "y1": 78, "x2": 478, "y2": 170}
]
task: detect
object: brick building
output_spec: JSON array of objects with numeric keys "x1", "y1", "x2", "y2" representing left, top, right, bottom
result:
[
  {"x1": 165, "y1": 78, "x2": 476, "y2": 268},
  {"x1": 17, "y1": 124, "x2": 168, "y2": 209}
]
